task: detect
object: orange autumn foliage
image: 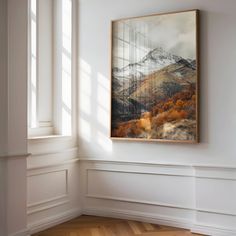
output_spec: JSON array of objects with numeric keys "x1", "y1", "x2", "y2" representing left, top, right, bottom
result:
[
  {"x1": 112, "y1": 88, "x2": 196, "y2": 138},
  {"x1": 152, "y1": 109, "x2": 188, "y2": 128}
]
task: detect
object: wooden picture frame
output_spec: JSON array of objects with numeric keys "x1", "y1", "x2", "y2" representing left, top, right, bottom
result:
[{"x1": 110, "y1": 9, "x2": 199, "y2": 143}]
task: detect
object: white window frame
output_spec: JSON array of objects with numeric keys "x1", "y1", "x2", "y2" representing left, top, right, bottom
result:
[{"x1": 28, "y1": 0, "x2": 77, "y2": 139}]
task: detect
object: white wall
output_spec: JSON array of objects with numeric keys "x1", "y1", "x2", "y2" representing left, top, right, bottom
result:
[
  {"x1": 0, "y1": 0, "x2": 8, "y2": 233},
  {"x1": 6, "y1": 1, "x2": 28, "y2": 234},
  {"x1": 78, "y1": 0, "x2": 236, "y2": 235},
  {"x1": 7, "y1": 0, "x2": 28, "y2": 155},
  {"x1": 1, "y1": 0, "x2": 236, "y2": 235},
  {"x1": 0, "y1": 158, "x2": 6, "y2": 236},
  {"x1": 78, "y1": 0, "x2": 236, "y2": 166},
  {"x1": 0, "y1": 0, "x2": 29, "y2": 235},
  {"x1": 0, "y1": 0, "x2": 8, "y2": 156}
]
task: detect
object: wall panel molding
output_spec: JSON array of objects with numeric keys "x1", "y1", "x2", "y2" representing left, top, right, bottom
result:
[
  {"x1": 27, "y1": 200, "x2": 70, "y2": 215},
  {"x1": 191, "y1": 223, "x2": 236, "y2": 236},
  {"x1": 28, "y1": 208, "x2": 82, "y2": 234},
  {"x1": 86, "y1": 167, "x2": 194, "y2": 177},
  {"x1": 27, "y1": 145, "x2": 80, "y2": 234},
  {"x1": 86, "y1": 194, "x2": 194, "y2": 211},
  {"x1": 29, "y1": 147, "x2": 78, "y2": 158},
  {"x1": 0, "y1": 153, "x2": 30, "y2": 159},
  {"x1": 80, "y1": 159, "x2": 236, "y2": 236},
  {"x1": 86, "y1": 168, "x2": 195, "y2": 209},
  {"x1": 79, "y1": 158, "x2": 236, "y2": 170},
  {"x1": 9, "y1": 228, "x2": 30, "y2": 236},
  {"x1": 79, "y1": 157, "x2": 194, "y2": 168},
  {"x1": 27, "y1": 158, "x2": 79, "y2": 171},
  {"x1": 27, "y1": 168, "x2": 69, "y2": 215},
  {"x1": 27, "y1": 195, "x2": 68, "y2": 208}
]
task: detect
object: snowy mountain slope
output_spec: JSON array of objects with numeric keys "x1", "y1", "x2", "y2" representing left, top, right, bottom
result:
[{"x1": 113, "y1": 47, "x2": 194, "y2": 80}]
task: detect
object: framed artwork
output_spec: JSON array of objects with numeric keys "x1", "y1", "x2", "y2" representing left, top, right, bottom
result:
[{"x1": 110, "y1": 9, "x2": 199, "y2": 143}]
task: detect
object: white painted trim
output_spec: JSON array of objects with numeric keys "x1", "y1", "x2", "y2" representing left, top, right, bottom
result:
[
  {"x1": 28, "y1": 208, "x2": 82, "y2": 234},
  {"x1": 196, "y1": 176, "x2": 236, "y2": 181},
  {"x1": 194, "y1": 165, "x2": 236, "y2": 170},
  {"x1": 27, "y1": 167, "x2": 68, "y2": 177},
  {"x1": 79, "y1": 157, "x2": 193, "y2": 168},
  {"x1": 83, "y1": 207, "x2": 236, "y2": 236},
  {"x1": 82, "y1": 207, "x2": 193, "y2": 230},
  {"x1": 28, "y1": 126, "x2": 54, "y2": 138},
  {"x1": 84, "y1": 163, "x2": 236, "y2": 217},
  {"x1": 86, "y1": 194, "x2": 236, "y2": 217},
  {"x1": 29, "y1": 147, "x2": 78, "y2": 157},
  {"x1": 27, "y1": 158, "x2": 79, "y2": 171},
  {"x1": 80, "y1": 158, "x2": 236, "y2": 180},
  {"x1": 85, "y1": 187, "x2": 236, "y2": 216},
  {"x1": 28, "y1": 135, "x2": 74, "y2": 143},
  {"x1": 0, "y1": 153, "x2": 30, "y2": 159},
  {"x1": 87, "y1": 167, "x2": 195, "y2": 177},
  {"x1": 27, "y1": 200, "x2": 69, "y2": 215},
  {"x1": 27, "y1": 194, "x2": 68, "y2": 208},
  {"x1": 79, "y1": 157, "x2": 236, "y2": 169},
  {"x1": 9, "y1": 228, "x2": 30, "y2": 236},
  {"x1": 196, "y1": 209, "x2": 236, "y2": 217},
  {"x1": 195, "y1": 167, "x2": 236, "y2": 180},
  {"x1": 86, "y1": 194, "x2": 194, "y2": 210},
  {"x1": 191, "y1": 224, "x2": 236, "y2": 236}
]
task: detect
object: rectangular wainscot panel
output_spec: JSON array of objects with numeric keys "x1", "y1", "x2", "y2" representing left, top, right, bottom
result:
[
  {"x1": 27, "y1": 169, "x2": 68, "y2": 207},
  {"x1": 193, "y1": 167, "x2": 236, "y2": 234},
  {"x1": 87, "y1": 169, "x2": 195, "y2": 209},
  {"x1": 196, "y1": 178, "x2": 236, "y2": 215}
]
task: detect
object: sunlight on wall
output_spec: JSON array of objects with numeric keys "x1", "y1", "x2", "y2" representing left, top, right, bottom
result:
[
  {"x1": 30, "y1": 0, "x2": 37, "y2": 128},
  {"x1": 61, "y1": 0, "x2": 72, "y2": 135},
  {"x1": 79, "y1": 118, "x2": 91, "y2": 142},
  {"x1": 97, "y1": 73, "x2": 109, "y2": 129},
  {"x1": 97, "y1": 106, "x2": 108, "y2": 129},
  {"x1": 96, "y1": 73, "x2": 112, "y2": 152},
  {"x1": 80, "y1": 59, "x2": 92, "y2": 116},
  {"x1": 97, "y1": 130, "x2": 112, "y2": 152},
  {"x1": 79, "y1": 59, "x2": 92, "y2": 142},
  {"x1": 79, "y1": 60, "x2": 113, "y2": 153}
]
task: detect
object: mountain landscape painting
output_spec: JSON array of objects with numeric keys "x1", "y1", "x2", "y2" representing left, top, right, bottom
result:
[{"x1": 111, "y1": 10, "x2": 199, "y2": 142}]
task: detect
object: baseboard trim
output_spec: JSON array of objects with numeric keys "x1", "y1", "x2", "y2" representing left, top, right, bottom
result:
[
  {"x1": 0, "y1": 153, "x2": 30, "y2": 160},
  {"x1": 191, "y1": 224, "x2": 236, "y2": 236},
  {"x1": 28, "y1": 207, "x2": 82, "y2": 234},
  {"x1": 9, "y1": 228, "x2": 30, "y2": 236},
  {"x1": 83, "y1": 207, "x2": 236, "y2": 236},
  {"x1": 82, "y1": 207, "x2": 192, "y2": 230}
]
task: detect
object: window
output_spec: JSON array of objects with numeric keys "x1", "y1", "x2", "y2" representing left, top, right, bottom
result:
[{"x1": 28, "y1": 0, "x2": 74, "y2": 137}]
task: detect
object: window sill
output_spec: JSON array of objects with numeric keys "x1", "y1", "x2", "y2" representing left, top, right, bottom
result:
[{"x1": 28, "y1": 134, "x2": 72, "y2": 142}]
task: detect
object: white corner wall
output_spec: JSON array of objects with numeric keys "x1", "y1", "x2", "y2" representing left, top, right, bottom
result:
[
  {"x1": 0, "y1": 0, "x2": 8, "y2": 232},
  {"x1": 78, "y1": 0, "x2": 236, "y2": 166},
  {"x1": 78, "y1": 0, "x2": 236, "y2": 235},
  {"x1": 0, "y1": 0, "x2": 29, "y2": 236},
  {"x1": 1, "y1": 0, "x2": 236, "y2": 235}
]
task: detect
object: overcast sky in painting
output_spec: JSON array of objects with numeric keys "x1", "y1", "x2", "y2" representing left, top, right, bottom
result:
[
  {"x1": 142, "y1": 11, "x2": 196, "y2": 59},
  {"x1": 113, "y1": 11, "x2": 196, "y2": 65}
]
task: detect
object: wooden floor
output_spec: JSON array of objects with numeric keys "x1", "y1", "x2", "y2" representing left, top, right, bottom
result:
[{"x1": 33, "y1": 215, "x2": 204, "y2": 236}]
